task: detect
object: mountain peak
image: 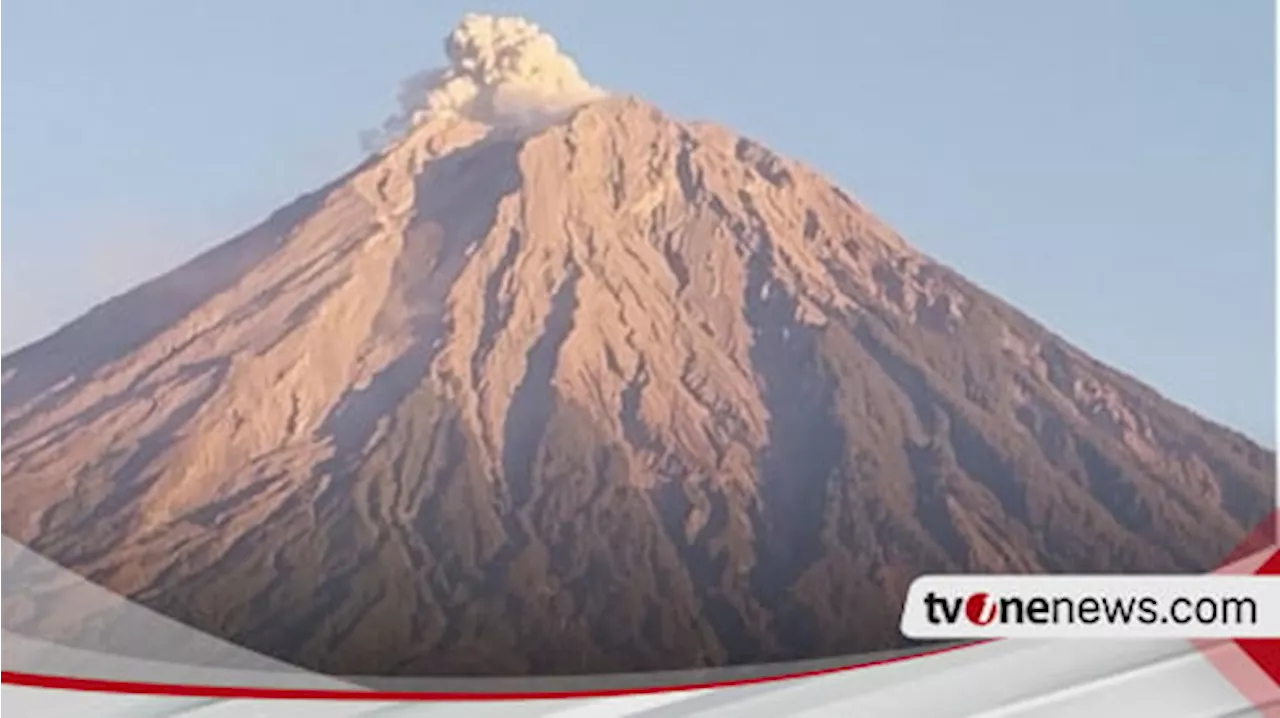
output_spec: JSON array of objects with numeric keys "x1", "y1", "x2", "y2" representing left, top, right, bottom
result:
[{"x1": 3, "y1": 15, "x2": 1273, "y2": 677}]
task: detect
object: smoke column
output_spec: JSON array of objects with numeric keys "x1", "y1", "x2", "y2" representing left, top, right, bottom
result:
[{"x1": 363, "y1": 14, "x2": 607, "y2": 151}]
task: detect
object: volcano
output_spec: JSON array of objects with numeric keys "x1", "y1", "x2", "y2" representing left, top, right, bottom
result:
[{"x1": 2, "y1": 15, "x2": 1273, "y2": 677}]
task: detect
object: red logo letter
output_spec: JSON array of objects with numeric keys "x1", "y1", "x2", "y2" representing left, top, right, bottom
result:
[{"x1": 965, "y1": 592, "x2": 997, "y2": 625}]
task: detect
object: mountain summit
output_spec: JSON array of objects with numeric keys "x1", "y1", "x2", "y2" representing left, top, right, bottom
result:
[{"x1": 3, "y1": 15, "x2": 1273, "y2": 676}]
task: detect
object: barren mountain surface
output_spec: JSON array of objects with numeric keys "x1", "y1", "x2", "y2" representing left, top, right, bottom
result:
[{"x1": 2, "y1": 23, "x2": 1273, "y2": 676}]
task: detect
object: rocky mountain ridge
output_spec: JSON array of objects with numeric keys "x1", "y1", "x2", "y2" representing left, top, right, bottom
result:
[{"x1": 2, "y1": 92, "x2": 1272, "y2": 676}]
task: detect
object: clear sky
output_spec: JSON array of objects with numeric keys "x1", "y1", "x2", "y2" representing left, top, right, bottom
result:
[{"x1": 3, "y1": 1, "x2": 1275, "y2": 444}]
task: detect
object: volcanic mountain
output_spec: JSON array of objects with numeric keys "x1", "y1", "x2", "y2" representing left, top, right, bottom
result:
[{"x1": 2, "y1": 16, "x2": 1274, "y2": 677}]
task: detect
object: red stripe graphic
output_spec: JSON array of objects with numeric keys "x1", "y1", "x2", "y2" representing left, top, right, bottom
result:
[
  {"x1": 0, "y1": 641, "x2": 985, "y2": 700},
  {"x1": 1195, "y1": 509, "x2": 1280, "y2": 713},
  {"x1": 1235, "y1": 548, "x2": 1280, "y2": 686}
]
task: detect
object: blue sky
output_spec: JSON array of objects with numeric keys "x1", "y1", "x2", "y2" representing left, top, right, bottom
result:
[{"x1": 3, "y1": 1, "x2": 1274, "y2": 444}]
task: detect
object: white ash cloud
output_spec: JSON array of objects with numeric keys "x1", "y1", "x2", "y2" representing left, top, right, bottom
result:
[{"x1": 363, "y1": 14, "x2": 607, "y2": 151}]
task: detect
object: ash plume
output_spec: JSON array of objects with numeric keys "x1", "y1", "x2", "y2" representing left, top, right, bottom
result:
[{"x1": 362, "y1": 14, "x2": 607, "y2": 151}]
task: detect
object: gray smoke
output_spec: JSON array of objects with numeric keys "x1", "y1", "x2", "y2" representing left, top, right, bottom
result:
[{"x1": 363, "y1": 14, "x2": 607, "y2": 151}]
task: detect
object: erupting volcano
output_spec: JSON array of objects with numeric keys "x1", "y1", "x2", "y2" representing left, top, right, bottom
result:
[{"x1": 2, "y1": 14, "x2": 1273, "y2": 677}]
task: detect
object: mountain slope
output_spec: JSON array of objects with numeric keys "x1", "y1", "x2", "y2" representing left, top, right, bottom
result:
[{"x1": 2, "y1": 96, "x2": 1273, "y2": 676}]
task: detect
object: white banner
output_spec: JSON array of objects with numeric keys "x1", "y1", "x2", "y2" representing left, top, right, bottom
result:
[{"x1": 900, "y1": 575, "x2": 1280, "y2": 639}]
